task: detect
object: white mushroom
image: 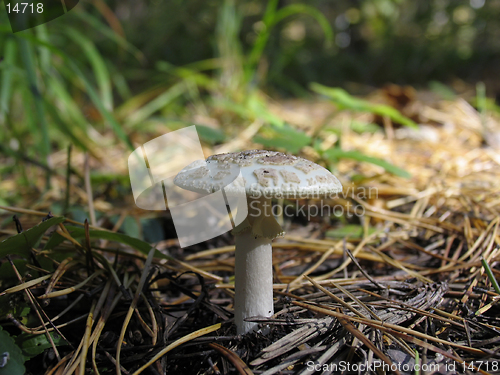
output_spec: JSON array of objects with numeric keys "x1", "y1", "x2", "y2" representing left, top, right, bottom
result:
[{"x1": 174, "y1": 150, "x2": 342, "y2": 334}]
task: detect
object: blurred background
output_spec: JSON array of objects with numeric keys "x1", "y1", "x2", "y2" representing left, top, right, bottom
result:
[{"x1": 108, "y1": 0, "x2": 500, "y2": 91}]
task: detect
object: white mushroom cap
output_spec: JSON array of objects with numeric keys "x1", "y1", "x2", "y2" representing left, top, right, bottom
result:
[
  {"x1": 173, "y1": 150, "x2": 343, "y2": 334},
  {"x1": 174, "y1": 150, "x2": 342, "y2": 199}
]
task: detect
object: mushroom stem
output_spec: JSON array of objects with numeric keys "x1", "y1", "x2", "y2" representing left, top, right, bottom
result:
[
  {"x1": 234, "y1": 196, "x2": 280, "y2": 334},
  {"x1": 234, "y1": 231, "x2": 274, "y2": 334}
]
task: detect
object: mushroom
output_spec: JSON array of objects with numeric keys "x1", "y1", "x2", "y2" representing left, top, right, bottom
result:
[{"x1": 174, "y1": 150, "x2": 342, "y2": 334}]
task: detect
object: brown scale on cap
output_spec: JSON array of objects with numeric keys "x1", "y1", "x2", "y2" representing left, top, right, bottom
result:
[
  {"x1": 257, "y1": 154, "x2": 298, "y2": 165},
  {"x1": 316, "y1": 174, "x2": 338, "y2": 184},
  {"x1": 253, "y1": 168, "x2": 279, "y2": 187},
  {"x1": 294, "y1": 160, "x2": 321, "y2": 174},
  {"x1": 280, "y1": 170, "x2": 301, "y2": 184}
]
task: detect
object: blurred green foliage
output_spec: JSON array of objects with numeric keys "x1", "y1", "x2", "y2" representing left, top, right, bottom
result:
[
  {"x1": 0, "y1": 0, "x2": 498, "y2": 198},
  {"x1": 101, "y1": 0, "x2": 500, "y2": 89}
]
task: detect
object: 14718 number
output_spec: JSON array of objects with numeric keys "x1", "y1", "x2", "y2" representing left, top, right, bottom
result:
[{"x1": 6, "y1": 3, "x2": 43, "y2": 13}]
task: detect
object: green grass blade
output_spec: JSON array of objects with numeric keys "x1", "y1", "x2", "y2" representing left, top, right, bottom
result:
[
  {"x1": 112, "y1": 70, "x2": 133, "y2": 101},
  {"x1": 216, "y1": 0, "x2": 244, "y2": 90},
  {"x1": 246, "y1": 0, "x2": 279, "y2": 79},
  {"x1": 326, "y1": 225, "x2": 377, "y2": 239},
  {"x1": 124, "y1": 82, "x2": 187, "y2": 129},
  {"x1": 17, "y1": 34, "x2": 51, "y2": 188},
  {"x1": 68, "y1": 59, "x2": 133, "y2": 150},
  {"x1": 65, "y1": 28, "x2": 113, "y2": 111},
  {"x1": 476, "y1": 81, "x2": 486, "y2": 127},
  {"x1": 414, "y1": 350, "x2": 420, "y2": 375},
  {"x1": 11, "y1": 30, "x2": 134, "y2": 150},
  {"x1": 46, "y1": 75, "x2": 91, "y2": 131},
  {"x1": 481, "y1": 258, "x2": 500, "y2": 294},
  {"x1": 156, "y1": 61, "x2": 218, "y2": 90},
  {"x1": 246, "y1": 1, "x2": 333, "y2": 84},
  {"x1": 324, "y1": 148, "x2": 411, "y2": 178},
  {"x1": 42, "y1": 96, "x2": 93, "y2": 154},
  {"x1": 0, "y1": 143, "x2": 55, "y2": 176},
  {"x1": 476, "y1": 82, "x2": 486, "y2": 114},
  {"x1": 195, "y1": 125, "x2": 226, "y2": 145},
  {"x1": 46, "y1": 225, "x2": 173, "y2": 261},
  {"x1": 253, "y1": 124, "x2": 311, "y2": 154},
  {"x1": 72, "y1": 9, "x2": 146, "y2": 64},
  {"x1": 311, "y1": 83, "x2": 418, "y2": 129},
  {"x1": 212, "y1": 93, "x2": 284, "y2": 127},
  {"x1": 274, "y1": 4, "x2": 334, "y2": 45},
  {"x1": 248, "y1": 92, "x2": 284, "y2": 126},
  {"x1": 0, "y1": 217, "x2": 65, "y2": 259},
  {"x1": 0, "y1": 37, "x2": 17, "y2": 123},
  {"x1": 35, "y1": 24, "x2": 51, "y2": 73}
]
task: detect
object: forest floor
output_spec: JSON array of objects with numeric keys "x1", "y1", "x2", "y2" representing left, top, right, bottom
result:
[{"x1": 1, "y1": 86, "x2": 500, "y2": 374}]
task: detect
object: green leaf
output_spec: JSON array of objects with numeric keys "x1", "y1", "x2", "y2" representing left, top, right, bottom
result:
[
  {"x1": 141, "y1": 218, "x2": 165, "y2": 244},
  {"x1": 122, "y1": 217, "x2": 140, "y2": 239},
  {"x1": 46, "y1": 226, "x2": 172, "y2": 260},
  {"x1": 324, "y1": 148, "x2": 411, "y2": 179},
  {"x1": 15, "y1": 332, "x2": 67, "y2": 360},
  {"x1": 0, "y1": 326, "x2": 25, "y2": 375},
  {"x1": 195, "y1": 125, "x2": 226, "y2": 145},
  {"x1": 0, "y1": 217, "x2": 65, "y2": 259},
  {"x1": 311, "y1": 83, "x2": 418, "y2": 129},
  {"x1": 326, "y1": 225, "x2": 377, "y2": 239},
  {"x1": 108, "y1": 215, "x2": 141, "y2": 239},
  {"x1": 253, "y1": 124, "x2": 312, "y2": 154}
]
